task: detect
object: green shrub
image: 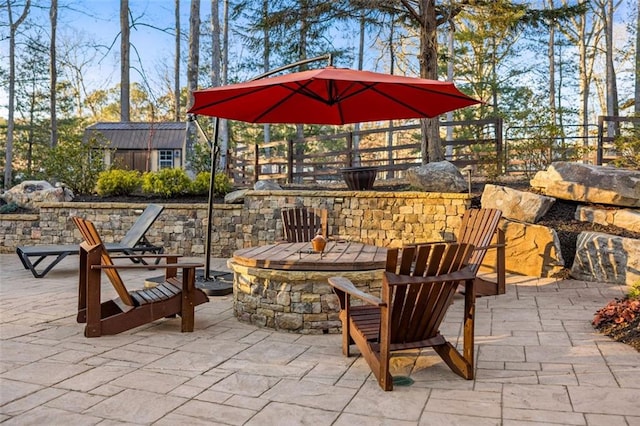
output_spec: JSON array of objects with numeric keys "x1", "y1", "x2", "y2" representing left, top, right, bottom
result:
[
  {"x1": 629, "y1": 281, "x2": 640, "y2": 300},
  {"x1": 190, "y1": 172, "x2": 211, "y2": 195},
  {"x1": 141, "y1": 168, "x2": 192, "y2": 198},
  {"x1": 96, "y1": 169, "x2": 142, "y2": 196},
  {"x1": 189, "y1": 172, "x2": 233, "y2": 197},
  {"x1": 612, "y1": 134, "x2": 640, "y2": 169},
  {"x1": 41, "y1": 137, "x2": 111, "y2": 195},
  {"x1": 213, "y1": 172, "x2": 233, "y2": 196}
]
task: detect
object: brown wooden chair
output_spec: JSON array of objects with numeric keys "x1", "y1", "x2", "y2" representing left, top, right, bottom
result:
[
  {"x1": 328, "y1": 242, "x2": 477, "y2": 391},
  {"x1": 72, "y1": 216, "x2": 209, "y2": 337},
  {"x1": 281, "y1": 207, "x2": 328, "y2": 242},
  {"x1": 456, "y1": 208, "x2": 505, "y2": 296}
]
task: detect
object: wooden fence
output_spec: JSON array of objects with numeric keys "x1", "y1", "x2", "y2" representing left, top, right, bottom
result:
[
  {"x1": 227, "y1": 118, "x2": 503, "y2": 185},
  {"x1": 224, "y1": 115, "x2": 634, "y2": 186}
]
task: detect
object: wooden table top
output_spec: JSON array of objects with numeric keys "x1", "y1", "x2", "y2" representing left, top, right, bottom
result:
[{"x1": 232, "y1": 241, "x2": 388, "y2": 271}]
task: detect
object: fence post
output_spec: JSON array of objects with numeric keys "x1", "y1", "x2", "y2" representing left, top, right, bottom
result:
[
  {"x1": 346, "y1": 132, "x2": 353, "y2": 167},
  {"x1": 287, "y1": 139, "x2": 294, "y2": 183},
  {"x1": 596, "y1": 116, "x2": 604, "y2": 166},
  {"x1": 254, "y1": 143, "x2": 259, "y2": 183},
  {"x1": 495, "y1": 118, "x2": 504, "y2": 174}
]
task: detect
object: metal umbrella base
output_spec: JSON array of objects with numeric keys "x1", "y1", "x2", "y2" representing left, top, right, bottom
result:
[{"x1": 144, "y1": 269, "x2": 233, "y2": 296}]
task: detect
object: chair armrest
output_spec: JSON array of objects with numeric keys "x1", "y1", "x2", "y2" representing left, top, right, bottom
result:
[
  {"x1": 474, "y1": 243, "x2": 505, "y2": 251},
  {"x1": 383, "y1": 267, "x2": 476, "y2": 287},
  {"x1": 91, "y1": 262, "x2": 203, "y2": 270},
  {"x1": 328, "y1": 276, "x2": 385, "y2": 307},
  {"x1": 110, "y1": 254, "x2": 183, "y2": 260}
]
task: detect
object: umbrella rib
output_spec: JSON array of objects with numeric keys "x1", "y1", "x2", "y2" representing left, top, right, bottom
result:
[{"x1": 251, "y1": 83, "x2": 312, "y2": 122}]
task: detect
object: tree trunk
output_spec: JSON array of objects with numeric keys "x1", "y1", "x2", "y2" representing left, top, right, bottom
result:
[
  {"x1": 50, "y1": 0, "x2": 58, "y2": 148},
  {"x1": 174, "y1": 0, "x2": 181, "y2": 121},
  {"x1": 186, "y1": 0, "x2": 200, "y2": 175},
  {"x1": 5, "y1": 0, "x2": 31, "y2": 189},
  {"x1": 418, "y1": 0, "x2": 442, "y2": 163},
  {"x1": 211, "y1": 0, "x2": 225, "y2": 169},
  {"x1": 120, "y1": 0, "x2": 130, "y2": 121},
  {"x1": 262, "y1": 0, "x2": 270, "y2": 173},
  {"x1": 220, "y1": 0, "x2": 229, "y2": 171},
  {"x1": 634, "y1": 1, "x2": 640, "y2": 117},
  {"x1": 548, "y1": 0, "x2": 556, "y2": 127},
  {"x1": 603, "y1": 0, "x2": 618, "y2": 136}
]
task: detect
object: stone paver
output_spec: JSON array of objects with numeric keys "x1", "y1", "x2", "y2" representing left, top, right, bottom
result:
[{"x1": 0, "y1": 254, "x2": 638, "y2": 424}]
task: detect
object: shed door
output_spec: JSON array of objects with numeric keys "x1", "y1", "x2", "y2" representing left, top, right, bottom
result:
[{"x1": 113, "y1": 150, "x2": 151, "y2": 172}]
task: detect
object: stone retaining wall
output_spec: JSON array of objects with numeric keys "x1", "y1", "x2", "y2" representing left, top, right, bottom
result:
[
  {"x1": 240, "y1": 190, "x2": 471, "y2": 249},
  {"x1": 1, "y1": 191, "x2": 471, "y2": 257},
  {"x1": 1, "y1": 203, "x2": 244, "y2": 258}
]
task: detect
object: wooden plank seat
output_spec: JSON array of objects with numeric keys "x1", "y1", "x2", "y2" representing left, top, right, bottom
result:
[
  {"x1": 72, "y1": 216, "x2": 209, "y2": 337},
  {"x1": 281, "y1": 207, "x2": 328, "y2": 242},
  {"x1": 328, "y1": 242, "x2": 477, "y2": 391},
  {"x1": 16, "y1": 204, "x2": 165, "y2": 278}
]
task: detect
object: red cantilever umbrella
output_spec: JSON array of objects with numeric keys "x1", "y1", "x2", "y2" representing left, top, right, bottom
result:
[
  {"x1": 189, "y1": 64, "x2": 480, "y2": 285},
  {"x1": 188, "y1": 66, "x2": 479, "y2": 124}
]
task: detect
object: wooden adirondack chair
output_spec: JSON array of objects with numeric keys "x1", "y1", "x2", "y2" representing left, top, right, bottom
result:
[
  {"x1": 281, "y1": 207, "x2": 328, "y2": 242},
  {"x1": 328, "y1": 242, "x2": 476, "y2": 391},
  {"x1": 72, "y1": 216, "x2": 209, "y2": 337},
  {"x1": 456, "y1": 208, "x2": 505, "y2": 296}
]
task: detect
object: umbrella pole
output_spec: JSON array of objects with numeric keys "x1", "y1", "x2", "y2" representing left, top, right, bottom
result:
[{"x1": 204, "y1": 117, "x2": 220, "y2": 280}]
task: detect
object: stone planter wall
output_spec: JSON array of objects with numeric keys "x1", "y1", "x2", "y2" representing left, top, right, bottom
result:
[
  {"x1": 239, "y1": 190, "x2": 471, "y2": 249},
  {"x1": 0, "y1": 202, "x2": 244, "y2": 258},
  {"x1": 1, "y1": 191, "x2": 471, "y2": 258}
]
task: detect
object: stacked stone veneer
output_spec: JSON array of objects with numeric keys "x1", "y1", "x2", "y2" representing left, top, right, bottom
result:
[
  {"x1": 241, "y1": 190, "x2": 471, "y2": 248},
  {"x1": 0, "y1": 202, "x2": 244, "y2": 258},
  {"x1": 230, "y1": 262, "x2": 383, "y2": 334},
  {"x1": 1, "y1": 191, "x2": 470, "y2": 258}
]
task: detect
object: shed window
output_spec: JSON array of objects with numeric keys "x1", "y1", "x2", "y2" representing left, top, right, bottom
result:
[{"x1": 159, "y1": 150, "x2": 174, "y2": 169}]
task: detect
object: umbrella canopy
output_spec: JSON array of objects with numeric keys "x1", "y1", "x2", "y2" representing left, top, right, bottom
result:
[{"x1": 188, "y1": 66, "x2": 480, "y2": 124}]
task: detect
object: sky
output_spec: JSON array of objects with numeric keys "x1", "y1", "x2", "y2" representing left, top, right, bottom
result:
[{"x1": 2, "y1": 0, "x2": 636, "y2": 119}]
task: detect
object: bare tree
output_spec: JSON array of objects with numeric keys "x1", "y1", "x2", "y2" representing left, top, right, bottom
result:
[
  {"x1": 4, "y1": 0, "x2": 31, "y2": 189},
  {"x1": 634, "y1": 3, "x2": 640, "y2": 117},
  {"x1": 50, "y1": 0, "x2": 58, "y2": 147},
  {"x1": 120, "y1": 0, "x2": 130, "y2": 121},
  {"x1": 560, "y1": 0, "x2": 602, "y2": 139},
  {"x1": 174, "y1": 0, "x2": 181, "y2": 121},
  {"x1": 185, "y1": 0, "x2": 201, "y2": 174}
]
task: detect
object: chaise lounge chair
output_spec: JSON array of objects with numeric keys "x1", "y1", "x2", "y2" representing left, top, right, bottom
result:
[
  {"x1": 73, "y1": 216, "x2": 208, "y2": 337},
  {"x1": 16, "y1": 204, "x2": 165, "y2": 278}
]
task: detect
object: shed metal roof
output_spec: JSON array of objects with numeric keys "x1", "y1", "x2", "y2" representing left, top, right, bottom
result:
[{"x1": 84, "y1": 122, "x2": 187, "y2": 150}]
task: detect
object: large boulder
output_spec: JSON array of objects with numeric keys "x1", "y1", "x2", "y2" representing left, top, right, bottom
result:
[
  {"x1": 575, "y1": 206, "x2": 640, "y2": 233},
  {"x1": 482, "y1": 219, "x2": 564, "y2": 278},
  {"x1": 224, "y1": 189, "x2": 250, "y2": 204},
  {"x1": 254, "y1": 180, "x2": 282, "y2": 191},
  {"x1": 571, "y1": 232, "x2": 640, "y2": 286},
  {"x1": 405, "y1": 161, "x2": 467, "y2": 193},
  {"x1": 481, "y1": 184, "x2": 555, "y2": 223},
  {"x1": 530, "y1": 161, "x2": 640, "y2": 207},
  {"x1": 0, "y1": 180, "x2": 73, "y2": 209}
]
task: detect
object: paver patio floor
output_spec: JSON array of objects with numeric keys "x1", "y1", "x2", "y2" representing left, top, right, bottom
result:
[{"x1": 1, "y1": 254, "x2": 638, "y2": 425}]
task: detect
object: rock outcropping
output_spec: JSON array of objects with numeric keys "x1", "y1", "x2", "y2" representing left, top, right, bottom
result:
[
  {"x1": 1, "y1": 180, "x2": 73, "y2": 210},
  {"x1": 530, "y1": 161, "x2": 640, "y2": 207}
]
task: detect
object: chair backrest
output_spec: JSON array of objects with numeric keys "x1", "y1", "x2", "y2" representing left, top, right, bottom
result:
[
  {"x1": 281, "y1": 207, "x2": 328, "y2": 242},
  {"x1": 457, "y1": 208, "x2": 502, "y2": 274},
  {"x1": 384, "y1": 243, "x2": 474, "y2": 345},
  {"x1": 118, "y1": 204, "x2": 164, "y2": 248},
  {"x1": 72, "y1": 216, "x2": 135, "y2": 307}
]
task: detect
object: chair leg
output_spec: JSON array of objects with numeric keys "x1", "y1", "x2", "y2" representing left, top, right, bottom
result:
[
  {"x1": 180, "y1": 268, "x2": 196, "y2": 332},
  {"x1": 433, "y1": 278, "x2": 475, "y2": 380}
]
